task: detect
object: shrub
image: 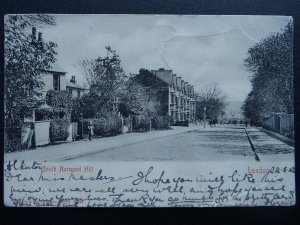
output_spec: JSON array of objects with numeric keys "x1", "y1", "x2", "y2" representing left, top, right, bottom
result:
[
  {"x1": 152, "y1": 116, "x2": 171, "y2": 130},
  {"x1": 107, "y1": 115, "x2": 122, "y2": 135},
  {"x1": 46, "y1": 90, "x2": 72, "y2": 121},
  {"x1": 35, "y1": 108, "x2": 53, "y2": 121},
  {"x1": 82, "y1": 115, "x2": 122, "y2": 137},
  {"x1": 93, "y1": 118, "x2": 108, "y2": 136},
  {"x1": 50, "y1": 118, "x2": 70, "y2": 142},
  {"x1": 132, "y1": 115, "x2": 151, "y2": 132}
]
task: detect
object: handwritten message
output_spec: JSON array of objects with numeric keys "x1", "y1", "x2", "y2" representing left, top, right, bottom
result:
[{"x1": 4, "y1": 161, "x2": 295, "y2": 207}]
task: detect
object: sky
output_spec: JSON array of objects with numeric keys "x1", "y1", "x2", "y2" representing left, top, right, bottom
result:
[{"x1": 39, "y1": 15, "x2": 291, "y2": 101}]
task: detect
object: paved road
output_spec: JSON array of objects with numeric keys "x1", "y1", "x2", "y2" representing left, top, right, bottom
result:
[
  {"x1": 68, "y1": 125, "x2": 293, "y2": 162},
  {"x1": 5, "y1": 125, "x2": 294, "y2": 162}
]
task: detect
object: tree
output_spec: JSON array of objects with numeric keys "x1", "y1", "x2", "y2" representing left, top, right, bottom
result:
[
  {"x1": 4, "y1": 15, "x2": 57, "y2": 152},
  {"x1": 119, "y1": 77, "x2": 164, "y2": 118},
  {"x1": 118, "y1": 78, "x2": 146, "y2": 117},
  {"x1": 78, "y1": 92, "x2": 103, "y2": 119},
  {"x1": 242, "y1": 91, "x2": 262, "y2": 126},
  {"x1": 81, "y1": 46, "x2": 127, "y2": 112},
  {"x1": 195, "y1": 84, "x2": 227, "y2": 121},
  {"x1": 46, "y1": 90, "x2": 73, "y2": 120},
  {"x1": 243, "y1": 21, "x2": 293, "y2": 124}
]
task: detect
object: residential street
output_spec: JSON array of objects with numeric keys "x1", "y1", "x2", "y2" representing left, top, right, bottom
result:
[{"x1": 5, "y1": 125, "x2": 294, "y2": 162}]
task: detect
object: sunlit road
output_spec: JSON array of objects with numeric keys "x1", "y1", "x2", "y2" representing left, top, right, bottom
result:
[{"x1": 67, "y1": 125, "x2": 293, "y2": 162}]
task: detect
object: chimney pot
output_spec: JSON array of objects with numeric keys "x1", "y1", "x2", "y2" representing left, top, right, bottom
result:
[
  {"x1": 70, "y1": 76, "x2": 76, "y2": 83},
  {"x1": 32, "y1": 27, "x2": 36, "y2": 41},
  {"x1": 38, "y1": 32, "x2": 42, "y2": 42}
]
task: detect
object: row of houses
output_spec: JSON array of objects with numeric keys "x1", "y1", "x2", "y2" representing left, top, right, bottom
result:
[
  {"x1": 133, "y1": 68, "x2": 196, "y2": 124},
  {"x1": 41, "y1": 66, "x2": 196, "y2": 124},
  {"x1": 33, "y1": 28, "x2": 195, "y2": 125},
  {"x1": 16, "y1": 27, "x2": 197, "y2": 149}
]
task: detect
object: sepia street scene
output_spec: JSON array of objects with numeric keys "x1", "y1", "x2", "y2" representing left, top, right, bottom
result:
[{"x1": 4, "y1": 15, "x2": 294, "y2": 163}]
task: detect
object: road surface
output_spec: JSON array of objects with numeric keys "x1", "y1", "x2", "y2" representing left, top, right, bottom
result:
[
  {"x1": 66, "y1": 125, "x2": 294, "y2": 162},
  {"x1": 5, "y1": 125, "x2": 294, "y2": 162}
]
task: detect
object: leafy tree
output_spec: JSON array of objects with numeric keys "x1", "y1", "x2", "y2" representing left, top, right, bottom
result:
[
  {"x1": 242, "y1": 91, "x2": 262, "y2": 126},
  {"x1": 243, "y1": 21, "x2": 293, "y2": 123},
  {"x1": 118, "y1": 76, "x2": 164, "y2": 118},
  {"x1": 118, "y1": 78, "x2": 146, "y2": 117},
  {"x1": 81, "y1": 46, "x2": 127, "y2": 112},
  {"x1": 78, "y1": 92, "x2": 102, "y2": 119},
  {"x1": 46, "y1": 90, "x2": 73, "y2": 120},
  {"x1": 195, "y1": 84, "x2": 227, "y2": 121},
  {"x1": 4, "y1": 15, "x2": 57, "y2": 152}
]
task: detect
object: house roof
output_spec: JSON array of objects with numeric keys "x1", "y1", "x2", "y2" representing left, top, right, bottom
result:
[
  {"x1": 66, "y1": 81, "x2": 82, "y2": 89},
  {"x1": 47, "y1": 63, "x2": 67, "y2": 73},
  {"x1": 151, "y1": 69, "x2": 173, "y2": 86}
]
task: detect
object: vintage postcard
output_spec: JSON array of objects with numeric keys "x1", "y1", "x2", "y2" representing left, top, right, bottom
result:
[{"x1": 4, "y1": 14, "x2": 295, "y2": 207}]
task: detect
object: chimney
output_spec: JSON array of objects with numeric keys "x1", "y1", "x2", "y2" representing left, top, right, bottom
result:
[
  {"x1": 70, "y1": 76, "x2": 76, "y2": 84},
  {"x1": 32, "y1": 27, "x2": 36, "y2": 41},
  {"x1": 38, "y1": 32, "x2": 42, "y2": 42}
]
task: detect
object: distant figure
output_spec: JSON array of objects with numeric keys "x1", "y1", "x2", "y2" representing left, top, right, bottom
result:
[
  {"x1": 245, "y1": 120, "x2": 248, "y2": 127},
  {"x1": 88, "y1": 121, "x2": 94, "y2": 141}
]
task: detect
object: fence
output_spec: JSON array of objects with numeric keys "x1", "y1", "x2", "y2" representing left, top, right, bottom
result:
[
  {"x1": 35, "y1": 120, "x2": 51, "y2": 146},
  {"x1": 21, "y1": 121, "x2": 78, "y2": 149},
  {"x1": 262, "y1": 113, "x2": 294, "y2": 138},
  {"x1": 67, "y1": 122, "x2": 78, "y2": 142}
]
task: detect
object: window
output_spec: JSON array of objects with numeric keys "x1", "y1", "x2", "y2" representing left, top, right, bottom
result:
[
  {"x1": 77, "y1": 90, "x2": 81, "y2": 98},
  {"x1": 53, "y1": 74, "x2": 60, "y2": 91}
]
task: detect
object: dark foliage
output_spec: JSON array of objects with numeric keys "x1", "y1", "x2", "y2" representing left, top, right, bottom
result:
[
  {"x1": 50, "y1": 118, "x2": 69, "y2": 142},
  {"x1": 46, "y1": 90, "x2": 73, "y2": 121},
  {"x1": 152, "y1": 116, "x2": 171, "y2": 130},
  {"x1": 4, "y1": 15, "x2": 57, "y2": 152},
  {"x1": 132, "y1": 115, "x2": 151, "y2": 132},
  {"x1": 243, "y1": 22, "x2": 293, "y2": 123},
  {"x1": 82, "y1": 115, "x2": 122, "y2": 137}
]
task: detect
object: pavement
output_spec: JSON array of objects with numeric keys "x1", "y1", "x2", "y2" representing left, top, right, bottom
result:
[
  {"x1": 4, "y1": 125, "x2": 295, "y2": 162},
  {"x1": 4, "y1": 126, "x2": 200, "y2": 161},
  {"x1": 245, "y1": 127, "x2": 294, "y2": 162}
]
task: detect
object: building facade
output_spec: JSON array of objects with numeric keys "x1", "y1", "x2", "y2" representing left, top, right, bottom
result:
[
  {"x1": 66, "y1": 76, "x2": 85, "y2": 98},
  {"x1": 135, "y1": 68, "x2": 196, "y2": 124},
  {"x1": 40, "y1": 62, "x2": 67, "y2": 96}
]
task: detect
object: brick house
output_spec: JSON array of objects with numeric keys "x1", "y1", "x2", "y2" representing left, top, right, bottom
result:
[{"x1": 134, "y1": 68, "x2": 196, "y2": 125}]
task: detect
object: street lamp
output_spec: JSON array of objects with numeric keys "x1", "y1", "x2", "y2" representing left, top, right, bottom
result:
[{"x1": 203, "y1": 106, "x2": 206, "y2": 128}]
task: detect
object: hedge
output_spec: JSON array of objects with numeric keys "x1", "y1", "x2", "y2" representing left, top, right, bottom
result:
[
  {"x1": 82, "y1": 115, "x2": 122, "y2": 137},
  {"x1": 132, "y1": 115, "x2": 151, "y2": 132},
  {"x1": 50, "y1": 118, "x2": 70, "y2": 142},
  {"x1": 152, "y1": 116, "x2": 171, "y2": 130}
]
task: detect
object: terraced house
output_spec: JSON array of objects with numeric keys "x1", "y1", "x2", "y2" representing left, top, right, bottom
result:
[{"x1": 135, "y1": 68, "x2": 196, "y2": 125}]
